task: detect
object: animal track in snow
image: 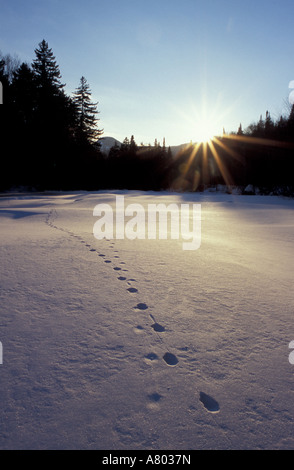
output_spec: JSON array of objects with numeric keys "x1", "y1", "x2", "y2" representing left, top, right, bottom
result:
[
  {"x1": 147, "y1": 392, "x2": 162, "y2": 410},
  {"x1": 163, "y1": 352, "x2": 178, "y2": 367},
  {"x1": 127, "y1": 287, "x2": 138, "y2": 294},
  {"x1": 199, "y1": 392, "x2": 220, "y2": 413},
  {"x1": 134, "y1": 302, "x2": 148, "y2": 310},
  {"x1": 148, "y1": 392, "x2": 162, "y2": 402},
  {"x1": 46, "y1": 212, "x2": 183, "y2": 380},
  {"x1": 46, "y1": 212, "x2": 204, "y2": 414},
  {"x1": 151, "y1": 323, "x2": 165, "y2": 333},
  {"x1": 144, "y1": 353, "x2": 159, "y2": 364},
  {"x1": 149, "y1": 313, "x2": 165, "y2": 332},
  {"x1": 133, "y1": 325, "x2": 144, "y2": 334}
]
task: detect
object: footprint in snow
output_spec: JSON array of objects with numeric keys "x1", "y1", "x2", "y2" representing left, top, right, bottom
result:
[
  {"x1": 148, "y1": 392, "x2": 162, "y2": 402},
  {"x1": 149, "y1": 314, "x2": 165, "y2": 332},
  {"x1": 163, "y1": 352, "x2": 178, "y2": 367},
  {"x1": 151, "y1": 323, "x2": 165, "y2": 332},
  {"x1": 113, "y1": 267, "x2": 121, "y2": 271},
  {"x1": 134, "y1": 302, "x2": 148, "y2": 310},
  {"x1": 117, "y1": 276, "x2": 127, "y2": 281},
  {"x1": 133, "y1": 325, "x2": 144, "y2": 334},
  {"x1": 144, "y1": 353, "x2": 159, "y2": 364},
  {"x1": 127, "y1": 287, "x2": 138, "y2": 294},
  {"x1": 147, "y1": 392, "x2": 162, "y2": 410},
  {"x1": 199, "y1": 392, "x2": 220, "y2": 413}
]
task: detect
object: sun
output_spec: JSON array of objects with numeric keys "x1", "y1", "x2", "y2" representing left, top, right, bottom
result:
[{"x1": 194, "y1": 118, "x2": 221, "y2": 144}]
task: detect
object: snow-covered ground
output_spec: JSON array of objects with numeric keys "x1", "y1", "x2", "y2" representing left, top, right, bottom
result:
[{"x1": 0, "y1": 190, "x2": 294, "y2": 450}]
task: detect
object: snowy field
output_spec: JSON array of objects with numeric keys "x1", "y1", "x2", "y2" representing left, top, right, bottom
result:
[{"x1": 0, "y1": 190, "x2": 294, "y2": 450}]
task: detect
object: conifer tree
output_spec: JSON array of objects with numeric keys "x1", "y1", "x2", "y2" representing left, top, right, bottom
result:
[
  {"x1": 162, "y1": 137, "x2": 166, "y2": 152},
  {"x1": 12, "y1": 63, "x2": 36, "y2": 119},
  {"x1": 130, "y1": 135, "x2": 137, "y2": 153},
  {"x1": 31, "y1": 39, "x2": 70, "y2": 130},
  {"x1": 73, "y1": 76, "x2": 103, "y2": 144},
  {"x1": 32, "y1": 39, "x2": 65, "y2": 94},
  {"x1": 265, "y1": 110, "x2": 274, "y2": 136},
  {"x1": 31, "y1": 40, "x2": 77, "y2": 188},
  {"x1": 121, "y1": 137, "x2": 130, "y2": 150}
]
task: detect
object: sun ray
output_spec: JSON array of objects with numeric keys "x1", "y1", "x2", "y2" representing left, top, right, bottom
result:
[
  {"x1": 222, "y1": 132, "x2": 294, "y2": 149},
  {"x1": 207, "y1": 139, "x2": 234, "y2": 187},
  {"x1": 182, "y1": 142, "x2": 202, "y2": 177},
  {"x1": 213, "y1": 136, "x2": 243, "y2": 163},
  {"x1": 202, "y1": 141, "x2": 209, "y2": 186}
]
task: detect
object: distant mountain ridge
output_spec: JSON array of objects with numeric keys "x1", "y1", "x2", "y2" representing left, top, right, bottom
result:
[
  {"x1": 98, "y1": 136, "x2": 190, "y2": 157},
  {"x1": 98, "y1": 137, "x2": 122, "y2": 154}
]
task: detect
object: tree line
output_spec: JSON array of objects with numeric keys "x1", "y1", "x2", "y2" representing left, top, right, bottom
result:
[
  {"x1": 222, "y1": 108, "x2": 294, "y2": 194},
  {"x1": 0, "y1": 40, "x2": 103, "y2": 191},
  {"x1": 1, "y1": 39, "x2": 294, "y2": 194}
]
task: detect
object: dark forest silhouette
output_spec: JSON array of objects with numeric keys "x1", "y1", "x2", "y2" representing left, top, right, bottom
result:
[{"x1": 1, "y1": 40, "x2": 294, "y2": 194}]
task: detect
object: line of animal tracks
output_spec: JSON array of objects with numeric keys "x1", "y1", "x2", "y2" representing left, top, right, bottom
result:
[{"x1": 45, "y1": 208, "x2": 220, "y2": 416}]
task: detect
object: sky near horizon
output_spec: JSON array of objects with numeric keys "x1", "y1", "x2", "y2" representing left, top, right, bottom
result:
[{"x1": 1, "y1": 0, "x2": 294, "y2": 146}]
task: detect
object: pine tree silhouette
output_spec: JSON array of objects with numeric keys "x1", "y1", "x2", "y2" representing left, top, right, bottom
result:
[
  {"x1": 32, "y1": 39, "x2": 65, "y2": 94},
  {"x1": 31, "y1": 40, "x2": 76, "y2": 188},
  {"x1": 73, "y1": 76, "x2": 103, "y2": 144}
]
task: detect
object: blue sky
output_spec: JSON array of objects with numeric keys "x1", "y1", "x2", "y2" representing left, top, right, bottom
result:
[{"x1": 1, "y1": 0, "x2": 294, "y2": 145}]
